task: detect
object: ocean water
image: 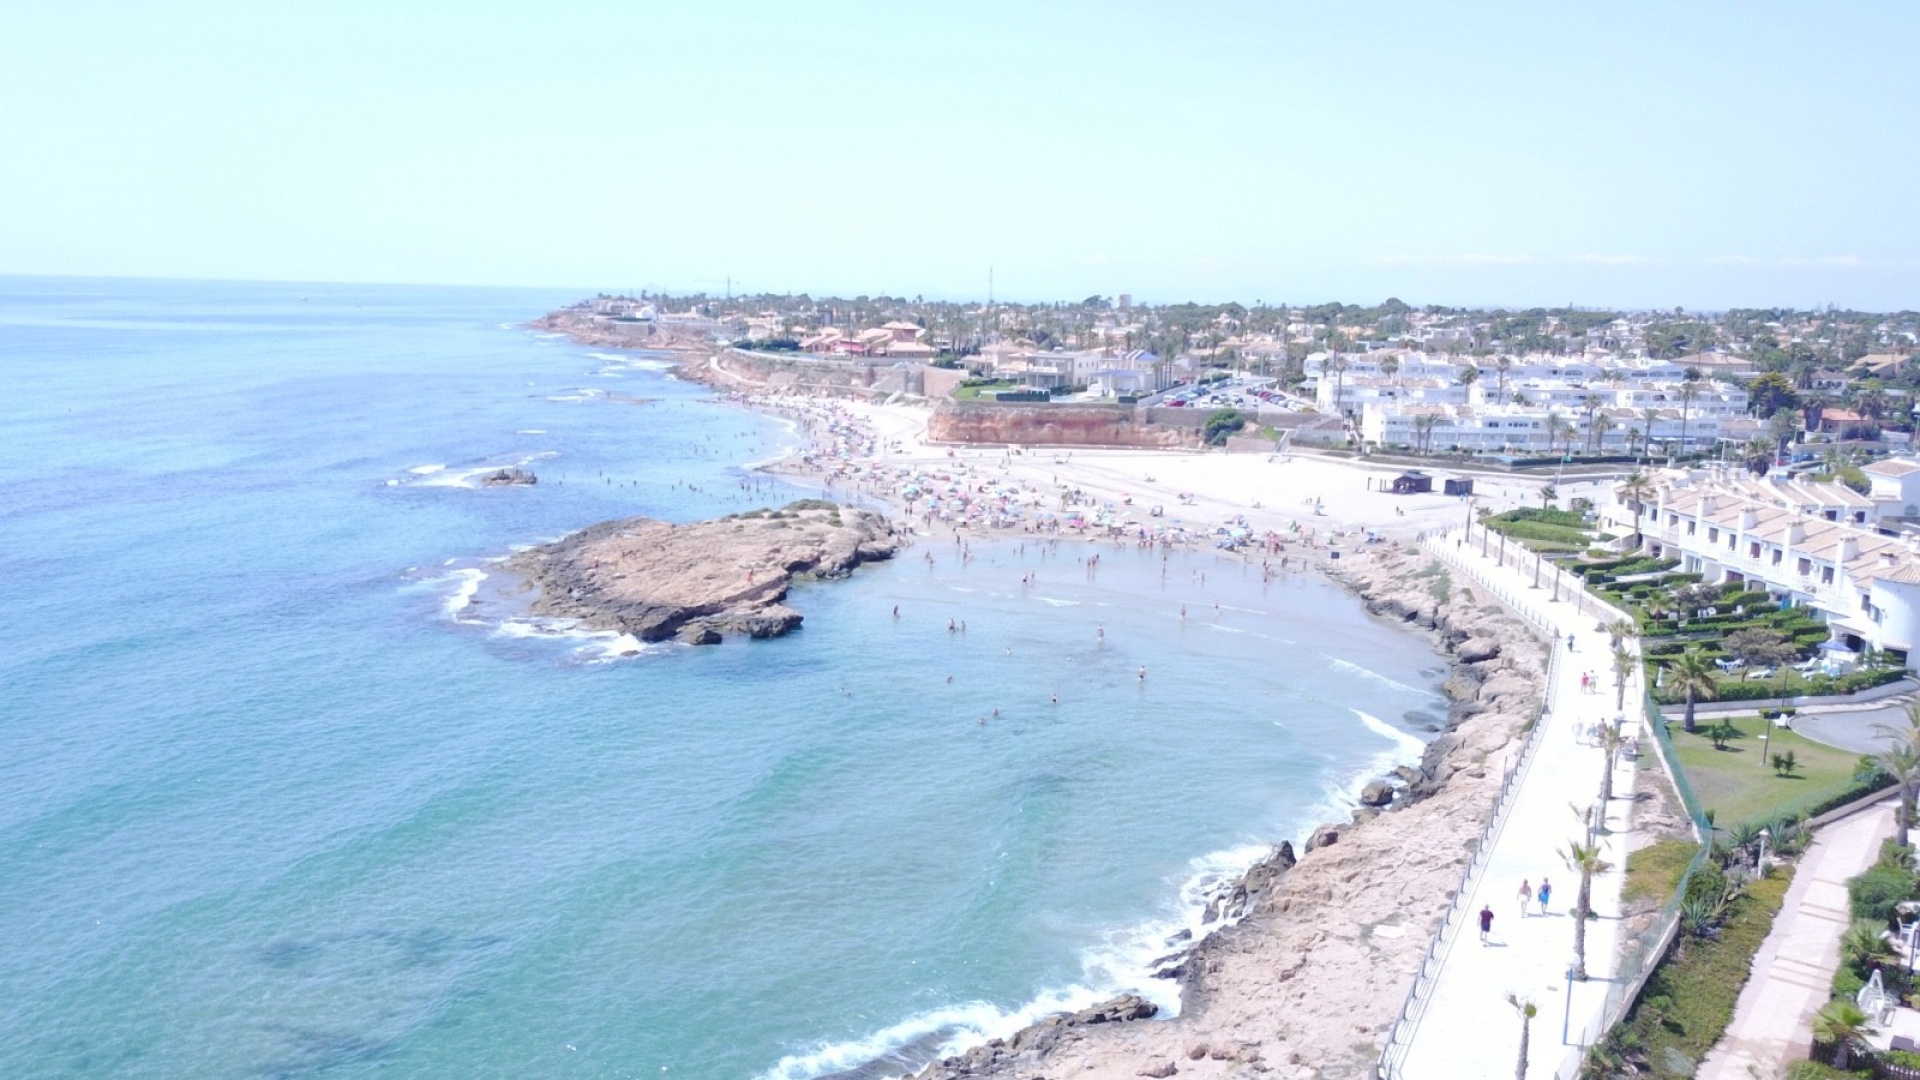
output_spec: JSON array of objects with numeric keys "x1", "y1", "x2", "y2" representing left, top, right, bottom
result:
[{"x1": 0, "y1": 278, "x2": 1448, "y2": 1080}]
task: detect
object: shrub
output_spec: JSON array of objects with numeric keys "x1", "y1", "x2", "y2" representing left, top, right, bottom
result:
[{"x1": 1846, "y1": 858, "x2": 1918, "y2": 926}]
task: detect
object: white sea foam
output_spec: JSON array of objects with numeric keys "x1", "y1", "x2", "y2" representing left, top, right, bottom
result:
[
  {"x1": 407, "y1": 464, "x2": 447, "y2": 476},
  {"x1": 492, "y1": 618, "x2": 654, "y2": 662},
  {"x1": 408, "y1": 451, "x2": 557, "y2": 489},
  {"x1": 586, "y1": 352, "x2": 625, "y2": 363},
  {"x1": 1321, "y1": 655, "x2": 1434, "y2": 698},
  {"x1": 546, "y1": 389, "x2": 603, "y2": 403},
  {"x1": 1035, "y1": 597, "x2": 1080, "y2": 607},
  {"x1": 442, "y1": 568, "x2": 486, "y2": 617},
  {"x1": 763, "y1": 841, "x2": 1275, "y2": 1080},
  {"x1": 515, "y1": 429, "x2": 547, "y2": 435}
]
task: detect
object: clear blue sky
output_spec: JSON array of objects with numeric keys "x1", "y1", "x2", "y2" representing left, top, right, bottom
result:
[{"x1": 4, "y1": 1, "x2": 1917, "y2": 309}]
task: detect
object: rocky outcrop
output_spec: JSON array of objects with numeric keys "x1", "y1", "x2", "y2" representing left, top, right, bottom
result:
[
  {"x1": 927, "y1": 401, "x2": 1199, "y2": 449},
  {"x1": 504, "y1": 501, "x2": 900, "y2": 644},
  {"x1": 480, "y1": 467, "x2": 537, "y2": 486}
]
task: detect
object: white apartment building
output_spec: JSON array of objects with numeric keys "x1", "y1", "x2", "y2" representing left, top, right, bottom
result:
[{"x1": 1605, "y1": 464, "x2": 1920, "y2": 665}]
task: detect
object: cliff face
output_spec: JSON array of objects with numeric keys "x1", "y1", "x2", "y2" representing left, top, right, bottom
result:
[
  {"x1": 529, "y1": 310, "x2": 714, "y2": 351},
  {"x1": 504, "y1": 502, "x2": 900, "y2": 644},
  {"x1": 927, "y1": 402, "x2": 1199, "y2": 449}
]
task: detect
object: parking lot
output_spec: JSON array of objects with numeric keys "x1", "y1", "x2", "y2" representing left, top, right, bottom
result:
[{"x1": 1153, "y1": 376, "x2": 1301, "y2": 412}]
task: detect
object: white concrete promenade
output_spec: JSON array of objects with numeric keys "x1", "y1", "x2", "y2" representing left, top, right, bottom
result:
[
  {"x1": 1696, "y1": 798, "x2": 1896, "y2": 1079},
  {"x1": 1386, "y1": 530, "x2": 1643, "y2": 1080}
]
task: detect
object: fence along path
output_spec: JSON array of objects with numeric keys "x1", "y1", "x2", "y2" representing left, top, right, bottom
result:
[{"x1": 1378, "y1": 527, "x2": 1643, "y2": 1079}]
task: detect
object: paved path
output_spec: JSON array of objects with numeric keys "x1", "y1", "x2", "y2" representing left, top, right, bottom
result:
[
  {"x1": 1696, "y1": 798, "x2": 1896, "y2": 1080},
  {"x1": 1389, "y1": 532, "x2": 1645, "y2": 1080}
]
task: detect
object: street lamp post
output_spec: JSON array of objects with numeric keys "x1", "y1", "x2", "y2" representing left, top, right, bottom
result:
[
  {"x1": 1759, "y1": 717, "x2": 1773, "y2": 769},
  {"x1": 1756, "y1": 828, "x2": 1771, "y2": 874}
]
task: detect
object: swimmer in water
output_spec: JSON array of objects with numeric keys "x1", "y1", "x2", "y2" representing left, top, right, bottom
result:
[{"x1": 1138, "y1": 666, "x2": 1147, "y2": 680}]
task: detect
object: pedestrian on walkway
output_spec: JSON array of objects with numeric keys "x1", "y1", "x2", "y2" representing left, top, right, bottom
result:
[
  {"x1": 1538, "y1": 877, "x2": 1553, "y2": 915},
  {"x1": 1479, "y1": 904, "x2": 1494, "y2": 944},
  {"x1": 1568, "y1": 634, "x2": 1576, "y2": 652},
  {"x1": 1518, "y1": 879, "x2": 1532, "y2": 917},
  {"x1": 1580, "y1": 672, "x2": 1590, "y2": 693}
]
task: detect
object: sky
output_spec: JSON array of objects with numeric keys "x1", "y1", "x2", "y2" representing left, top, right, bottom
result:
[{"x1": 3, "y1": 1, "x2": 1918, "y2": 310}]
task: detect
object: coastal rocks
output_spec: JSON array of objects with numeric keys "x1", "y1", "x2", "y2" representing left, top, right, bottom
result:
[
  {"x1": 1305, "y1": 823, "x2": 1343, "y2": 852},
  {"x1": 913, "y1": 996, "x2": 1158, "y2": 1080},
  {"x1": 1138, "y1": 1061, "x2": 1179, "y2": 1078},
  {"x1": 480, "y1": 467, "x2": 537, "y2": 486},
  {"x1": 928, "y1": 401, "x2": 1198, "y2": 450},
  {"x1": 504, "y1": 501, "x2": 900, "y2": 644},
  {"x1": 1359, "y1": 780, "x2": 1395, "y2": 807}
]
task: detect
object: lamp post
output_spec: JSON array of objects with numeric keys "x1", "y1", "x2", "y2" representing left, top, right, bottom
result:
[
  {"x1": 1759, "y1": 716, "x2": 1773, "y2": 770},
  {"x1": 1756, "y1": 828, "x2": 1771, "y2": 874}
]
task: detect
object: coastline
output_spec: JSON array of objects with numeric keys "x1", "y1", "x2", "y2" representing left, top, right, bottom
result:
[{"x1": 568, "y1": 335, "x2": 1556, "y2": 1080}]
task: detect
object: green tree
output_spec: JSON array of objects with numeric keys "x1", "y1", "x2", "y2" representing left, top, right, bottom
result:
[
  {"x1": 1812, "y1": 998, "x2": 1872, "y2": 1069},
  {"x1": 1667, "y1": 650, "x2": 1721, "y2": 734},
  {"x1": 1496, "y1": 355, "x2": 1513, "y2": 404},
  {"x1": 1873, "y1": 709, "x2": 1920, "y2": 846},
  {"x1": 1747, "y1": 371, "x2": 1800, "y2": 418},
  {"x1": 1723, "y1": 628, "x2": 1797, "y2": 670},
  {"x1": 1611, "y1": 645, "x2": 1634, "y2": 711},
  {"x1": 1203, "y1": 409, "x2": 1246, "y2": 447},
  {"x1": 1458, "y1": 363, "x2": 1481, "y2": 389},
  {"x1": 1539, "y1": 484, "x2": 1558, "y2": 510},
  {"x1": 1562, "y1": 840, "x2": 1614, "y2": 980},
  {"x1": 1677, "y1": 379, "x2": 1702, "y2": 456}
]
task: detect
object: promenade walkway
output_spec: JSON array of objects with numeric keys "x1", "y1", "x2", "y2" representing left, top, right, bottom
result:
[
  {"x1": 1696, "y1": 798, "x2": 1897, "y2": 1080},
  {"x1": 1384, "y1": 530, "x2": 1644, "y2": 1080}
]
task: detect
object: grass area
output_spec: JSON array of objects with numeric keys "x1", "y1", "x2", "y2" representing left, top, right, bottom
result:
[
  {"x1": 1624, "y1": 839, "x2": 1701, "y2": 906},
  {"x1": 951, "y1": 379, "x2": 1018, "y2": 400},
  {"x1": 1605, "y1": 868, "x2": 1793, "y2": 1079},
  {"x1": 1671, "y1": 716, "x2": 1861, "y2": 826}
]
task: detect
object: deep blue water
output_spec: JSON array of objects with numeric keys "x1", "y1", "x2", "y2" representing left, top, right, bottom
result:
[{"x1": 0, "y1": 278, "x2": 1447, "y2": 1079}]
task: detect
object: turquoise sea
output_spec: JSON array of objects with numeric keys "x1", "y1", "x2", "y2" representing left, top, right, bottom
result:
[{"x1": 0, "y1": 278, "x2": 1448, "y2": 1079}]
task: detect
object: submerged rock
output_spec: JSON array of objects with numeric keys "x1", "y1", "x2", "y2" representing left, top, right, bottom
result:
[{"x1": 480, "y1": 467, "x2": 537, "y2": 486}]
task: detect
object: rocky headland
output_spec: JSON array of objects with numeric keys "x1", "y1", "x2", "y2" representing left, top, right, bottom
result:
[
  {"x1": 904, "y1": 541, "x2": 1548, "y2": 1080},
  {"x1": 504, "y1": 500, "x2": 902, "y2": 645}
]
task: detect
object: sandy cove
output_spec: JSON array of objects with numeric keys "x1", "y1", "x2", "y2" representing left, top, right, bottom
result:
[{"x1": 680, "y1": 393, "x2": 1554, "y2": 1079}]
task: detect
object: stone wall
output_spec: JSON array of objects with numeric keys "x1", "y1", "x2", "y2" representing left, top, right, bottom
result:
[{"x1": 927, "y1": 401, "x2": 1199, "y2": 448}]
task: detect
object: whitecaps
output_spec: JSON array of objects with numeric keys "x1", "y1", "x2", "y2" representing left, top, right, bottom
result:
[
  {"x1": 1320, "y1": 654, "x2": 1435, "y2": 698},
  {"x1": 1034, "y1": 597, "x2": 1080, "y2": 607}
]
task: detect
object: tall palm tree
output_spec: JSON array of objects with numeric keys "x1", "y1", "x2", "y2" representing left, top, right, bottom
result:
[
  {"x1": 1591, "y1": 411, "x2": 1616, "y2": 455},
  {"x1": 1328, "y1": 354, "x2": 1350, "y2": 418},
  {"x1": 1507, "y1": 995, "x2": 1537, "y2": 1080},
  {"x1": 1677, "y1": 380, "x2": 1701, "y2": 457},
  {"x1": 1540, "y1": 484, "x2": 1558, "y2": 510},
  {"x1": 1813, "y1": 998, "x2": 1873, "y2": 1069},
  {"x1": 1626, "y1": 423, "x2": 1645, "y2": 463},
  {"x1": 1617, "y1": 470, "x2": 1654, "y2": 549},
  {"x1": 1640, "y1": 406, "x2": 1663, "y2": 461},
  {"x1": 1598, "y1": 721, "x2": 1627, "y2": 806},
  {"x1": 1667, "y1": 650, "x2": 1720, "y2": 734},
  {"x1": 1611, "y1": 645, "x2": 1635, "y2": 711},
  {"x1": 1563, "y1": 840, "x2": 1614, "y2": 980},
  {"x1": 1581, "y1": 394, "x2": 1603, "y2": 452},
  {"x1": 1458, "y1": 363, "x2": 1481, "y2": 391},
  {"x1": 1381, "y1": 354, "x2": 1401, "y2": 387}
]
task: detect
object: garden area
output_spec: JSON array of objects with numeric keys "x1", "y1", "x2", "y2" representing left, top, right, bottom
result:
[
  {"x1": 1577, "y1": 561, "x2": 1911, "y2": 705},
  {"x1": 1480, "y1": 505, "x2": 1609, "y2": 553},
  {"x1": 1795, "y1": 835, "x2": 1920, "y2": 1078},
  {"x1": 1670, "y1": 715, "x2": 1873, "y2": 827},
  {"x1": 1584, "y1": 830, "x2": 1803, "y2": 1079}
]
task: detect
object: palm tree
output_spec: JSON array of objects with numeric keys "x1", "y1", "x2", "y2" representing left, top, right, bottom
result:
[
  {"x1": 1543, "y1": 407, "x2": 1574, "y2": 449},
  {"x1": 1598, "y1": 721, "x2": 1627, "y2": 806},
  {"x1": 1381, "y1": 353, "x2": 1401, "y2": 387},
  {"x1": 1813, "y1": 998, "x2": 1873, "y2": 1069},
  {"x1": 1328, "y1": 355, "x2": 1350, "y2": 418},
  {"x1": 1611, "y1": 645, "x2": 1634, "y2": 711},
  {"x1": 1591, "y1": 411, "x2": 1616, "y2": 455},
  {"x1": 1581, "y1": 394, "x2": 1603, "y2": 452},
  {"x1": 1539, "y1": 484, "x2": 1558, "y2": 510},
  {"x1": 1626, "y1": 423, "x2": 1645, "y2": 463},
  {"x1": 1640, "y1": 406, "x2": 1663, "y2": 461},
  {"x1": 1605, "y1": 619, "x2": 1636, "y2": 650},
  {"x1": 1617, "y1": 470, "x2": 1654, "y2": 549},
  {"x1": 1842, "y1": 918, "x2": 1896, "y2": 972},
  {"x1": 1496, "y1": 355, "x2": 1513, "y2": 404},
  {"x1": 1458, "y1": 363, "x2": 1481, "y2": 390},
  {"x1": 1507, "y1": 995, "x2": 1537, "y2": 1080},
  {"x1": 1563, "y1": 840, "x2": 1614, "y2": 980},
  {"x1": 1872, "y1": 708, "x2": 1920, "y2": 846},
  {"x1": 1677, "y1": 380, "x2": 1701, "y2": 457},
  {"x1": 1667, "y1": 650, "x2": 1721, "y2": 734}
]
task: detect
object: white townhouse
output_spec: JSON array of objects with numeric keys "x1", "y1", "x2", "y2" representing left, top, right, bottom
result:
[{"x1": 1606, "y1": 464, "x2": 1920, "y2": 666}]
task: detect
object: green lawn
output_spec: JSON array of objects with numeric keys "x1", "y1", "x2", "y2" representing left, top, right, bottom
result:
[
  {"x1": 1624, "y1": 838, "x2": 1701, "y2": 906},
  {"x1": 952, "y1": 380, "x2": 1017, "y2": 400},
  {"x1": 1670, "y1": 716, "x2": 1861, "y2": 826}
]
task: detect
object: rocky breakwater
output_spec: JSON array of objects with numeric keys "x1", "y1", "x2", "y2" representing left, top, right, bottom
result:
[
  {"x1": 905, "y1": 542, "x2": 1548, "y2": 1080},
  {"x1": 504, "y1": 500, "x2": 901, "y2": 645}
]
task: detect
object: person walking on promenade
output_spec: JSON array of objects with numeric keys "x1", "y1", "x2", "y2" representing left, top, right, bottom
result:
[
  {"x1": 1537, "y1": 878, "x2": 1553, "y2": 916},
  {"x1": 1518, "y1": 879, "x2": 1532, "y2": 917},
  {"x1": 1479, "y1": 904, "x2": 1495, "y2": 944}
]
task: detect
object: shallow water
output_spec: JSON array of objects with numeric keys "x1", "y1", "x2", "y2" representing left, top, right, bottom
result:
[{"x1": 0, "y1": 278, "x2": 1447, "y2": 1079}]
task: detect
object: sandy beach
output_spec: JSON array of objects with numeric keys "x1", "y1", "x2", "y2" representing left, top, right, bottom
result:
[{"x1": 691, "y1": 387, "x2": 1560, "y2": 1079}]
